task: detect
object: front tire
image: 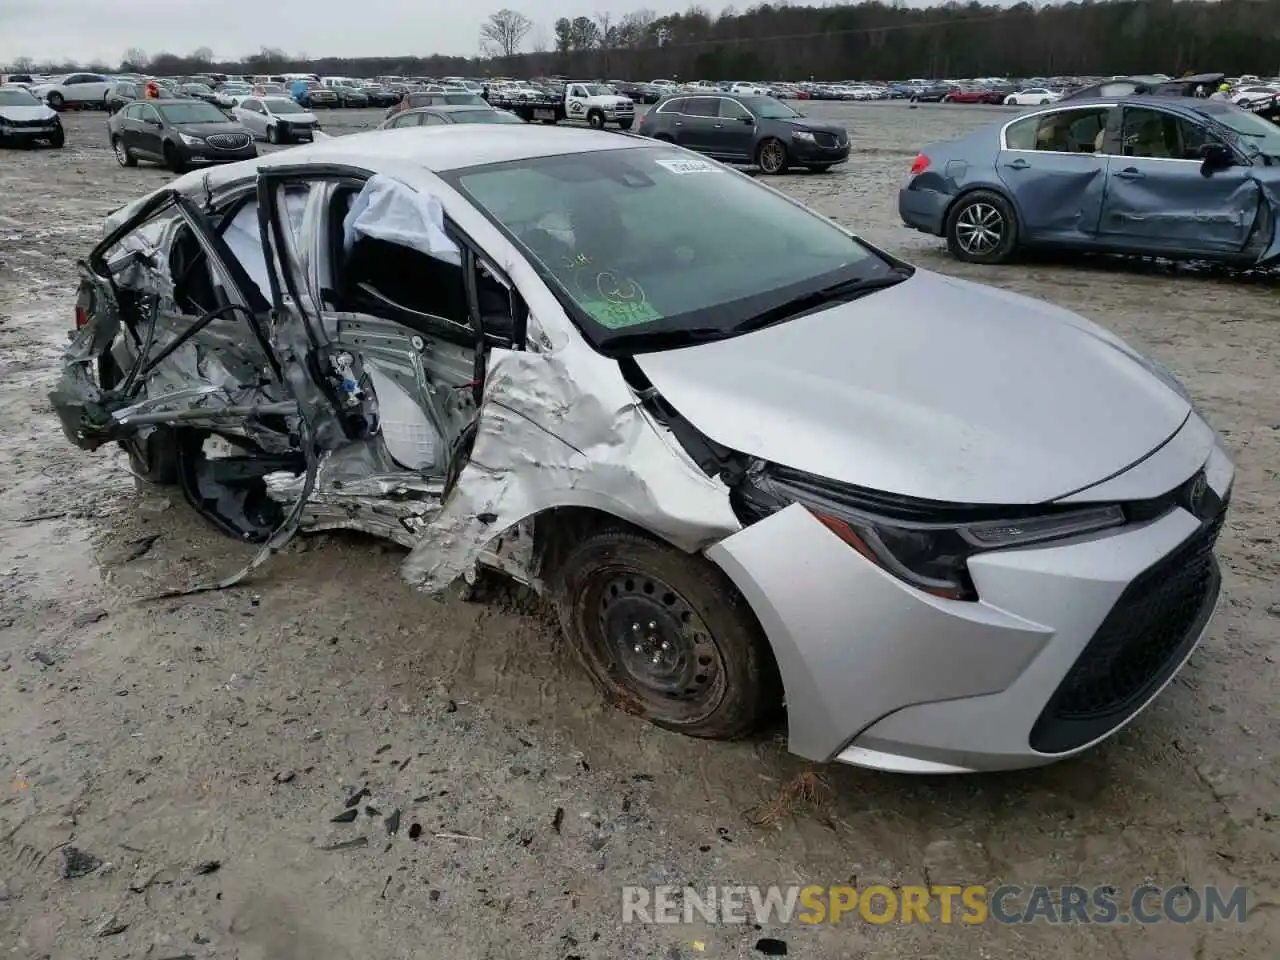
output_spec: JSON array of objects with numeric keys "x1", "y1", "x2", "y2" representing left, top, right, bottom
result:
[
  {"x1": 551, "y1": 528, "x2": 777, "y2": 740},
  {"x1": 617, "y1": 118, "x2": 633, "y2": 130},
  {"x1": 945, "y1": 189, "x2": 1019, "y2": 264},
  {"x1": 163, "y1": 142, "x2": 187, "y2": 173},
  {"x1": 756, "y1": 137, "x2": 788, "y2": 174},
  {"x1": 807, "y1": 163, "x2": 832, "y2": 173},
  {"x1": 266, "y1": 125, "x2": 279, "y2": 144},
  {"x1": 587, "y1": 109, "x2": 605, "y2": 129},
  {"x1": 47, "y1": 91, "x2": 65, "y2": 110}
]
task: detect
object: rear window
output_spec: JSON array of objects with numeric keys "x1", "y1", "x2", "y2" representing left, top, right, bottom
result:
[{"x1": 447, "y1": 145, "x2": 888, "y2": 349}]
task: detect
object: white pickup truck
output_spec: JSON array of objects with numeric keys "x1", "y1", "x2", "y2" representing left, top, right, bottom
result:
[{"x1": 563, "y1": 82, "x2": 635, "y2": 130}]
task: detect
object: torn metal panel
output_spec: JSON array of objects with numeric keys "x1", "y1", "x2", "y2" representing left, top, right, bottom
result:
[
  {"x1": 1098, "y1": 159, "x2": 1265, "y2": 253},
  {"x1": 401, "y1": 344, "x2": 741, "y2": 593}
]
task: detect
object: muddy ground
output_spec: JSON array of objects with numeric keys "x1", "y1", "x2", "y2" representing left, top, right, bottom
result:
[{"x1": 0, "y1": 102, "x2": 1278, "y2": 960}]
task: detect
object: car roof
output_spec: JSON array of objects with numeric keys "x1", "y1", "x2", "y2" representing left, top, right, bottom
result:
[{"x1": 261, "y1": 124, "x2": 648, "y2": 172}]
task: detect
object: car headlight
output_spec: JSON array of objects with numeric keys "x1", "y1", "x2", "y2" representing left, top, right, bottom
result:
[
  {"x1": 731, "y1": 464, "x2": 1125, "y2": 600},
  {"x1": 178, "y1": 133, "x2": 204, "y2": 146},
  {"x1": 791, "y1": 130, "x2": 816, "y2": 142}
]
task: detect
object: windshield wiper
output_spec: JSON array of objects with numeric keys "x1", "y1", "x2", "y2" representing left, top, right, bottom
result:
[{"x1": 733, "y1": 266, "x2": 913, "y2": 334}]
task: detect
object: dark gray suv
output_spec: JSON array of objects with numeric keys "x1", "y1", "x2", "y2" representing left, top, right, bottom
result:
[{"x1": 635, "y1": 93, "x2": 849, "y2": 174}]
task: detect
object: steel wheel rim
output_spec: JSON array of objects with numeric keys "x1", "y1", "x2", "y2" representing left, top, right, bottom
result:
[
  {"x1": 114, "y1": 141, "x2": 127, "y2": 165},
  {"x1": 955, "y1": 202, "x2": 1004, "y2": 255},
  {"x1": 761, "y1": 141, "x2": 784, "y2": 172},
  {"x1": 586, "y1": 566, "x2": 727, "y2": 722}
]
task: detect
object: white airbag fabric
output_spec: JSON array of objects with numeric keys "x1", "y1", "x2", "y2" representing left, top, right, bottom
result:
[{"x1": 341, "y1": 174, "x2": 461, "y2": 265}]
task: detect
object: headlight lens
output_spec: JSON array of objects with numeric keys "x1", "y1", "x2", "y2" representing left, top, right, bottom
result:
[
  {"x1": 178, "y1": 133, "x2": 204, "y2": 146},
  {"x1": 732, "y1": 465, "x2": 1125, "y2": 600},
  {"x1": 791, "y1": 130, "x2": 816, "y2": 142}
]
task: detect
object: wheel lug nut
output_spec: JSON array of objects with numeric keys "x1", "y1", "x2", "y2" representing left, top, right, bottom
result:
[
  {"x1": 633, "y1": 645, "x2": 643, "y2": 654},
  {"x1": 651, "y1": 654, "x2": 661, "y2": 663},
  {"x1": 648, "y1": 621, "x2": 656, "y2": 629},
  {"x1": 631, "y1": 623, "x2": 640, "y2": 632},
  {"x1": 660, "y1": 641, "x2": 670, "y2": 651}
]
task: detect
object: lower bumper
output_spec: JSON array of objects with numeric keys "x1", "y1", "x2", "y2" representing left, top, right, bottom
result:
[
  {"x1": 184, "y1": 147, "x2": 258, "y2": 164},
  {"x1": 706, "y1": 438, "x2": 1231, "y2": 773},
  {"x1": 898, "y1": 183, "x2": 949, "y2": 235},
  {"x1": 789, "y1": 141, "x2": 850, "y2": 164}
]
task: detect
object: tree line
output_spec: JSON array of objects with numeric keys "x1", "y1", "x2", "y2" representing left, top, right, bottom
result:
[{"x1": 6, "y1": 0, "x2": 1280, "y2": 82}]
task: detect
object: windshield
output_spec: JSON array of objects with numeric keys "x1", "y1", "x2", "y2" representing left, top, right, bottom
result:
[
  {"x1": 737, "y1": 95, "x2": 799, "y2": 119},
  {"x1": 444, "y1": 92, "x2": 486, "y2": 105},
  {"x1": 0, "y1": 88, "x2": 40, "y2": 106},
  {"x1": 1213, "y1": 107, "x2": 1280, "y2": 155},
  {"x1": 448, "y1": 145, "x2": 890, "y2": 351},
  {"x1": 583, "y1": 84, "x2": 613, "y2": 96},
  {"x1": 157, "y1": 101, "x2": 229, "y2": 124},
  {"x1": 452, "y1": 109, "x2": 523, "y2": 123},
  {"x1": 223, "y1": 84, "x2": 251, "y2": 93},
  {"x1": 183, "y1": 84, "x2": 214, "y2": 94},
  {"x1": 265, "y1": 98, "x2": 304, "y2": 113}
]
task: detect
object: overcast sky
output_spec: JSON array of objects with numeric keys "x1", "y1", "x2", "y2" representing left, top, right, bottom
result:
[{"x1": 1, "y1": 0, "x2": 956, "y2": 67}]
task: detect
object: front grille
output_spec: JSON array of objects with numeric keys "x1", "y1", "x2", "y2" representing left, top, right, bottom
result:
[
  {"x1": 206, "y1": 133, "x2": 251, "y2": 150},
  {"x1": 1029, "y1": 506, "x2": 1226, "y2": 754},
  {"x1": 4, "y1": 117, "x2": 52, "y2": 128},
  {"x1": 813, "y1": 131, "x2": 839, "y2": 148}
]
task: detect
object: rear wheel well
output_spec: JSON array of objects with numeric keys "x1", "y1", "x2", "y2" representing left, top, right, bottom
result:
[{"x1": 942, "y1": 185, "x2": 1021, "y2": 235}]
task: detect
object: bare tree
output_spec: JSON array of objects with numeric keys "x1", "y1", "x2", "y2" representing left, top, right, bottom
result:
[
  {"x1": 12, "y1": 56, "x2": 34, "y2": 72},
  {"x1": 191, "y1": 46, "x2": 214, "y2": 65},
  {"x1": 595, "y1": 10, "x2": 615, "y2": 47},
  {"x1": 480, "y1": 8, "x2": 534, "y2": 58},
  {"x1": 122, "y1": 47, "x2": 148, "y2": 70},
  {"x1": 531, "y1": 27, "x2": 550, "y2": 54}
]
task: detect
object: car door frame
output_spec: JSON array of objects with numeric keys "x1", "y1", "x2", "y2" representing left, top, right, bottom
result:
[
  {"x1": 1094, "y1": 102, "x2": 1263, "y2": 257},
  {"x1": 996, "y1": 103, "x2": 1116, "y2": 245},
  {"x1": 675, "y1": 96, "x2": 721, "y2": 151},
  {"x1": 710, "y1": 96, "x2": 756, "y2": 160},
  {"x1": 238, "y1": 98, "x2": 264, "y2": 138},
  {"x1": 134, "y1": 101, "x2": 167, "y2": 159}
]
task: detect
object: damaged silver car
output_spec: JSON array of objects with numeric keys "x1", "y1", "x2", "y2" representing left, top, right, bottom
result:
[{"x1": 52, "y1": 125, "x2": 1234, "y2": 773}]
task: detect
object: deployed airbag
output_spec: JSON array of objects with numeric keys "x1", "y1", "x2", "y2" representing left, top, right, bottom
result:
[{"x1": 341, "y1": 174, "x2": 461, "y2": 265}]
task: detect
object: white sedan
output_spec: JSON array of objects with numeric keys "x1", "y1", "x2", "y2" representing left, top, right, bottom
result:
[
  {"x1": 232, "y1": 96, "x2": 320, "y2": 144},
  {"x1": 1004, "y1": 87, "x2": 1063, "y2": 106},
  {"x1": 28, "y1": 72, "x2": 116, "y2": 110}
]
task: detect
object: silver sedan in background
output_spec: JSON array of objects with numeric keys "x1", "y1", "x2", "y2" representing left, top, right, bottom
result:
[
  {"x1": 53, "y1": 127, "x2": 1233, "y2": 775},
  {"x1": 233, "y1": 96, "x2": 320, "y2": 144}
]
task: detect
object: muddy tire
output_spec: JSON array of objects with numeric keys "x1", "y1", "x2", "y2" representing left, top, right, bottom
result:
[
  {"x1": 112, "y1": 137, "x2": 135, "y2": 167},
  {"x1": 587, "y1": 109, "x2": 605, "y2": 129},
  {"x1": 756, "y1": 137, "x2": 788, "y2": 174},
  {"x1": 97, "y1": 354, "x2": 179, "y2": 484},
  {"x1": 551, "y1": 527, "x2": 777, "y2": 740},
  {"x1": 945, "y1": 189, "x2": 1019, "y2": 265},
  {"x1": 46, "y1": 91, "x2": 64, "y2": 110},
  {"x1": 49, "y1": 126, "x2": 65, "y2": 148},
  {"x1": 617, "y1": 118, "x2": 633, "y2": 130},
  {"x1": 266, "y1": 124, "x2": 279, "y2": 144},
  {"x1": 807, "y1": 163, "x2": 832, "y2": 173}
]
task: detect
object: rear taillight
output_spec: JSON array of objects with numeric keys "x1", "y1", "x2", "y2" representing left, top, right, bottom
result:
[
  {"x1": 909, "y1": 153, "x2": 930, "y2": 175},
  {"x1": 74, "y1": 305, "x2": 89, "y2": 329}
]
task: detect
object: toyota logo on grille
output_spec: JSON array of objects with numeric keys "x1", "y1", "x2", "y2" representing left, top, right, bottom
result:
[{"x1": 1185, "y1": 471, "x2": 1209, "y2": 517}]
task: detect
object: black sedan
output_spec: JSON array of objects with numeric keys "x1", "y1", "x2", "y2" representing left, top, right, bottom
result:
[
  {"x1": 106, "y1": 80, "x2": 139, "y2": 114},
  {"x1": 108, "y1": 99, "x2": 256, "y2": 172},
  {"x1": 379, "y1": 104, "x2": 526, "y2": 129},
  {"x1": 635, "y1": 93, "x2": 849, "y2": 174}
]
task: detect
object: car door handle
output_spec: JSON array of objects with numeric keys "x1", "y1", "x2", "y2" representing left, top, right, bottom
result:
[
  {"x1": 1114, "y1": 167, "x2": 1145, "y2": 180},
  {"x1": 1003, "y1": 158, "x2": 1029, "y2": 170}
]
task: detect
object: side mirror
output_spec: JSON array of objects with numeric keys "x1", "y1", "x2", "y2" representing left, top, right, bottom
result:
[
  {"x1": 1199, "y1": 142, "x2": 1232, "y2": 174},
  {"x1": 740, "y1": 115, "x2": 753, "y2": 124}
]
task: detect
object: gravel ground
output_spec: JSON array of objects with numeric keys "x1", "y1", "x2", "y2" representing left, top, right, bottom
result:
[{"x1": 1, "y1": 103, "x2": 1278, "y2": 960}]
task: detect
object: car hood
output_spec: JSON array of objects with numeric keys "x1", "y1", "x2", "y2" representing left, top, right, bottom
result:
[
  {"x1": 632, "y1": 270, "x2": 1191, "y2": 504},
  {"x1": 174, "y1": 121, "x2": 249, "y2": 137},
  {"x1": 777, "y1": 117, "x2": 846, "y2": 136},
  {"x1": 276, "y1": 111, "x2": 317, "y2": 123},
  {"x1": 0, "y1": 104, "x2": 57, "y2": 121}
]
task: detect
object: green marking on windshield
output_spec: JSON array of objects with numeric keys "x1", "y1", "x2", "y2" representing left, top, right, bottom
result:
[{"x1": 578, "y1": 299, "x2": 664, "y2": 328}]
